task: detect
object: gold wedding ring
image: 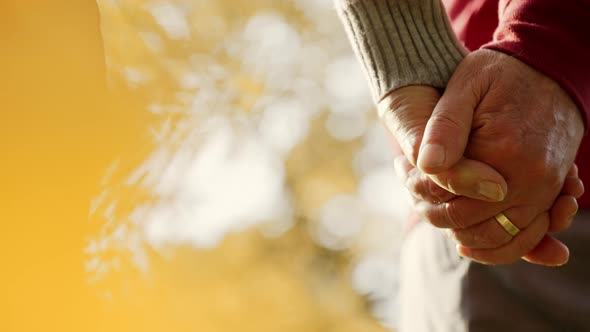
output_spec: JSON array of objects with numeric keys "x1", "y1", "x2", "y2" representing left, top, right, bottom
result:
[{"x1": 495, "y1": 212, "x2": 520, "y2": 236}]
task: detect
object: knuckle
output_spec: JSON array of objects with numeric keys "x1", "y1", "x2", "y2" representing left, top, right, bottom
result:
[
  {"x1": 428, "y1": 112, "x2": 469, "y2": 141},
  {"x1": 453, "y1": 229, "x2": 479, "y2": 248},
  {"x1": 444, "y1": 203, "x2": 466, "y2": 229},
  {"x1": 396, "y1": 124, "x2": 423, "y2": 163},
  {"x1": 422, "y1": 205, "x2": 447, "y2": 228},
  {"x1": 408, "y1": 172, "x2": 454, "y2": 204},
  {"x1": 422, "y1": 202, "x2": 470, "y2": 230},
  {"x1": 484, "y1": 227, "x2": 512, "y2": 248},
  {"x1": 514, "y1": 233, "x2": 536, "y2": 255},
  {"x1": 464, "y1": 229, "x2": 493, "y2": 248},
  {"x1": 455, "y1": 223, "x2": 511, "y2": 249},
  {"x1": 408, "y1": 177, "x2": 428, "y2": 200},
  {"x1": 472, "y1": 231, "x2": 495, "y2": 248},
  {"x1": 427, "y1": 180, "x2": 453, "y2": 203}
]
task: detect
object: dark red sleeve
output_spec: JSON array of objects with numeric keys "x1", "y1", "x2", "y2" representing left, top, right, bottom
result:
[{"x1": 482, "y1": 0, "x2": 590, "y2": 129}]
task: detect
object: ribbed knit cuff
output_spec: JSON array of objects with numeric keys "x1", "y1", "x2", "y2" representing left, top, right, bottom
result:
[{"x1": 335, "y1": 0, "x2": 466, "y2": 103}]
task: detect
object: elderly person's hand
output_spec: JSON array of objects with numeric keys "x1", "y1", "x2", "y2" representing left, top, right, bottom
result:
[
  {"x1": 379, "y1": 86, "x2": 508, "y2": 203},
  {"x1": 378, "y1": 49, "x2": 585, "y2": 266},
  {"x1": 395, "y1": 155, "x2": 584, "y2": 261},
  {"x1": 412, "y1": 49, "x2": 585, "y2": 265}
]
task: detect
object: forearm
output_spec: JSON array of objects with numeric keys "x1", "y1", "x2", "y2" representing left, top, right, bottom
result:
[{"x1": 334, "y1": 0, "x2": 466, "y2": 103}]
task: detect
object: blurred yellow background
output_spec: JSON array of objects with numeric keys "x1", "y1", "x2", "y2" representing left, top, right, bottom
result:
[{"x1": 1, "y1": 1, "x2": 407, "y2": 331}]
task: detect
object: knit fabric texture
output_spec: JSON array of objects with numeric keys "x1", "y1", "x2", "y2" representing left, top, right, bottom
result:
[{"x1": 335, "y1": 0, "x2": 466, "y2": 103}]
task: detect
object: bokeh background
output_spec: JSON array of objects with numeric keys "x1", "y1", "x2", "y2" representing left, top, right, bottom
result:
[{"x1": 2, "y1": 1, "x2": 410, "y2": 331}]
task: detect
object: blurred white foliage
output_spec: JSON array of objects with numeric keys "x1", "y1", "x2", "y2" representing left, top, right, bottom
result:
[
  {"x1": 139, "y1": 31, "x2": 165, "y2": 53},
  {"x1": 128, "y1": 118, "x2": 292, "y2": 249},
  {"x1": 359, "y1": 167, "x2": 410, "y2": 223},
  {"x1": 235, "y1": 13, "x2": 302, "y2": 89},
  {"x1": 149, "y1": 3, "x2": 191, "y2": 40},
  {"x1": 92, "y1": 0, "x2": 411, "y2": 328},
  {"x1": 353, "y1": 252, "x2": 401, "y2": 327},
  {"x1": 325, "y1": 56, "x2": 372, "y2": 114},
  {"x1": 123, "y1": 67, "x2": 148, "y2": 88},
  {"x1": 326, "y1": 112, "x2": 368, "y2": 141},
  {"x1": 316, "y1": 194, "x2": 367, "y2": 250},
  {"x1": 258, "y1": 98, "x2": 311, "y2": 155},
  {"x1": 354, "y1": 124, "x2": 396, "y2": 175}
]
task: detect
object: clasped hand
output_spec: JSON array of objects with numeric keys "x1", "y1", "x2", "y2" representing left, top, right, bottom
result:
[{"x1": 380, "y1": 50, "x2": 585, "y2": 266}]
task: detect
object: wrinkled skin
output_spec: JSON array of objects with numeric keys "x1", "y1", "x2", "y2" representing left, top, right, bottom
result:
[
  {"x1": 396, "y1": 156, "x2": 583, "y2": 262},
  {"x1": 380, "y1": 49, "x2": 585, "y2": 266}
]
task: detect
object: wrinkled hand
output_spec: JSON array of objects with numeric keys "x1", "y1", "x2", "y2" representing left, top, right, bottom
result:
[
  {"x1": 413, "y1": 49, "x2": 585, "y2": 265},
  {"x1": 379, "y1": 86, "x2": 508, "y2": 202},
  {"x1": 395, "y1": 155, "x2": 584, "y2": 244}
]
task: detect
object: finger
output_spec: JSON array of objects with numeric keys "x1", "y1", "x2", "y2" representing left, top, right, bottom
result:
[
  {"x1": 458, "y1": 212, "x2": 551, "y2": 265},
  {"x1": 417, "y1": 67, "x2": 481, "y2": 173},
  {"x1": 567, "y1": 164, "x2": 578, "y2": 177},
  {"x1": 548, "y1": 175, "x2": 584, "y2": 233},
  {"x1": 450, "y1": 207, "x2": 535, "y2": 249},
  {"x1": 522, "y1": 234, "x2": 570, "y2": 266},
  {"x1": 386, "y1": 133, "x2": 403, "y2": 156},
  {"x1": 379, "y1": 86, "x2": 440, "y2": 165},
  {"x1": 414, "y1": 196, "x2": 509, "y2": 229},
  {"x1": 428, "y1": 158, "x2": 507, "y2": 202},
  {"x1": 549, "y1": 195, "x2": 578, "y2": 233},
  {"x1": 406, "y1": 168, "x2": 456, "y2": 203},
  {"x1": 561, "y1": 176, "x2": 585, "y2": 199},
  {"x1": 450, "y1": 220, "x2": 512, "y2": 249}
]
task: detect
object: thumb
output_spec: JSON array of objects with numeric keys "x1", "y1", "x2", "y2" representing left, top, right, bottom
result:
[
  {"x1": 522, "y1": 234, "x2": 570, "y2": 266},
  {"x1": 378, "y1": 86, "x2": 441, "y2": 165},
  {"x1": 428, "y1": 158, "x2": 507, "y2": 202},
  {"x1": 417, "y1": 71, "x2": 481, "y2": 174}
]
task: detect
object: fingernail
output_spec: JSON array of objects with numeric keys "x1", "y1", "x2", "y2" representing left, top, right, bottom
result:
[
  {"x1": 478, "y1": 181, "x2": 506, "y2": 201},
  {"x1": 418, "y1": 143, "x2": 445, "y2": 169}
]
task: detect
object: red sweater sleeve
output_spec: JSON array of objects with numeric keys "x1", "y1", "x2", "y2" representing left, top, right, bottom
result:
[{"x1": 482, "y1": 0, "x2": 590, "y2": 129}]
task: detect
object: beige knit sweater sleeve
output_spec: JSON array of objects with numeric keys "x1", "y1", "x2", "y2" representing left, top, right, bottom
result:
[{"x1": 335, "y1": 0, "x2": 466, "y2": 103}]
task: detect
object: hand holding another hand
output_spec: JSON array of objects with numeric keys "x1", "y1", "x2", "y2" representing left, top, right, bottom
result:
[{"x1": 380, "y1": 50, "x2": 585, "y2": 266}]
